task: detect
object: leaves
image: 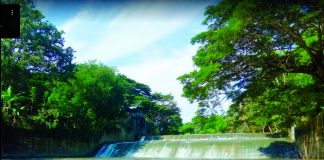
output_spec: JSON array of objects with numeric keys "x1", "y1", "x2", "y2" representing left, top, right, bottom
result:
[
  {"x1": 179, "y1": 0, "x2": 324, "y2": 134},
  {"x1": 180, "y1": 114, "x2": 227, "y2": 134},
  {"x1": 1, "y1": 86, "x2": 26, "y2": 126},
  {"x1": 180, "y1": 0, "x2": 324, "y2": 105}
]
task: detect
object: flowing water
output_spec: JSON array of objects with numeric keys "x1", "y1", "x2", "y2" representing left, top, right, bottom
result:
[{"x1": 96, "y1": 133, "x2": 300, "y2": 159}]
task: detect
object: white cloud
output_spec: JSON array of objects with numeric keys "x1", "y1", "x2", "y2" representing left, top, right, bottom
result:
[
  {"x1": 58, "y1": 1, "x2": 199, "y2": 63},
  {"x1": 118, "y1": 45, "x2": 198, "y2": 123}
]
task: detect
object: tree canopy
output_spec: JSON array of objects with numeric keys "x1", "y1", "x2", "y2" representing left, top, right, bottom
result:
[
  {"x1": 180, "y1": 113, "x2": 227, "y2": 134},
  {"x1": 178, "y1": 0, "x2": 324, "y2": 133}
]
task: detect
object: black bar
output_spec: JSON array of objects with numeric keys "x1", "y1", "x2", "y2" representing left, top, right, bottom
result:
[{"x1": 0, "y1": 4, "x2": 20, "y2": 38}]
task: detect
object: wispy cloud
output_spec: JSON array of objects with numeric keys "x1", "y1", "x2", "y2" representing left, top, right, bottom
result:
[{"x1": 59, "y1": 1, "x2": 202, "y2": 63}]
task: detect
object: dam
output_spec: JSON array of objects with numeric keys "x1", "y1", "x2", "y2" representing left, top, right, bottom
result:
[{"x1": 96, "y1": 133, "x2": 300, "y2": 159}]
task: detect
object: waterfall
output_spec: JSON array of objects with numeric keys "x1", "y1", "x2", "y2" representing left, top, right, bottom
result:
[
  {"x1": 96, "y1": 144, "x2": 116, "y2": 157},
  {"x1": 96, "y1": 133, "x2": 300, "y2": 159},
  {"x1": 139, "y1": 136, "x2": 145, "y2": 141}
]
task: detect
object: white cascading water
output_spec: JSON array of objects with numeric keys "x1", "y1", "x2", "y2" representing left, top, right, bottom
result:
[
  {"x1": 96, "y1": 133, "x2": 300, "y2": 159},
  {"x1": 139, "y1": 136, "x2": 145, "y2": 141}
]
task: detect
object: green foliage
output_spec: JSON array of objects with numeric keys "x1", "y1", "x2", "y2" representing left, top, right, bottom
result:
[
  {"x1": 1, "y1": 86, "x2": 26, "y2": 127},
  {"x1": 226, "y1": 73, "x2": 323, "y2": 133},
  {"x1": 179, "y1": 0, "x2": 324, "y2": 134},
  {"x1": 40, "y1": 62, "x2": 126, "y2": 136},
  {"x1": 32, "y1": 108, "x2": 59, "y2": 129},
  {"x1": 1, "y1": 1, "x2": 74, "y2": 91},
  {"x1": 180, "y1": 114, "x2": 227, "y2": 134},
  {"x1": 179, "y1": 122, "x2": 195, "y2": 134},
  {"x1": 150, "y1": 93, "x2": 182, "y2": 135},
  {"x1": 1, "y1": 1, "x2": 183, "y2": 138},
  {"x1": 120, "y1": 76, "x2": 183, "y2": 135},
  {"x1": 1, "y1": 58, "x2": 183, "y2": 136},
  {"x1": 1, "y1": 0, "x2": 75, "y2": 131},
  {"x1": 1, "y1": 1, "x2": 74, "y2": 77}
]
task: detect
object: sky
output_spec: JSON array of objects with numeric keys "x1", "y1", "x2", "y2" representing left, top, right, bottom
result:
[{"x1": 34, "y1": 0, "x2": 225, "y2": 123}]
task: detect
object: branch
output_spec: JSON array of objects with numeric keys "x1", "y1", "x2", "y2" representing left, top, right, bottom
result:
[
  {"x1": 266, "y1": 21, "x2": 318, "y2": 62},
  {"x1": 318, "y1": 23, "x2": 323, "y2": 54}
]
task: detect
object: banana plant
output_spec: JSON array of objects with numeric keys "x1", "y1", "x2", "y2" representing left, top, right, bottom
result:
[{"x1": 1, "y1": 86, "x2": 25, "y2": 125}]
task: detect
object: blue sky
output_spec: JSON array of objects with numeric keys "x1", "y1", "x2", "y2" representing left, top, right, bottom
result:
[{"x1": 34, "y1": 0, "x2": 227, "y2": 123}]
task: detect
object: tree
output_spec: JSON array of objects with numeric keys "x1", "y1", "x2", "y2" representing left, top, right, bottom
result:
[
  {"x1": 178, "y1": 0, "x2": 323, "y2": 105},
  {"x1": 180, "y1": 113, "x2": 227, "y2": 134},
  {"x1": 151, "y1": 93, "x2": 182, "y2": 135},
  {"x1": 1, "y1": 0, "x2": 75, "y2": 128},
  {"x1": 178, "y1": 0, "x2": 324, "y2": 131},
  {"x1": 121, "y1": 76, "x2": 183, "y2": 135},
  {"x1": 225, "y1": 73, "x2": 323, "y2": 134},
  {"x1": 179, "y1": 122, "x2": 195, "y2": 134},
  {"x1": 42, "y1": 62, "x2": 126, "y2": 136},
  {"x1": 1, "y1": 86, "x2": 26, "y2": 127},
  {"x1": 121, "y1": 75, "x2": 152, "y2": 111},
  {"x1": 1, "y1": 0, "x2": 74, "y2": 81}
]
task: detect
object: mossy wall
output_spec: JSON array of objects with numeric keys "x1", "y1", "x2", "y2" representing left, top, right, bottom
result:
[
  {"x1": 1, "y1": 127, "x2": 135, "y2": 158},
  {"x1": 295, "y1": 112, "x2": 324, "y2": 159}
]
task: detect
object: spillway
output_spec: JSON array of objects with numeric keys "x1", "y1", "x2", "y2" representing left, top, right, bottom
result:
[{"x1": 96, "y1": 133, "x2": 300, "y2": 159}]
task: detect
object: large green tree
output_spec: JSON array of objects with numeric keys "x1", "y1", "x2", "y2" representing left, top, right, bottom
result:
[
  {"x1": 150, "y1": 93, "x2": 182, "y2": 135},
  {"x1": 179, "y1": 0, "x2": 323, "y2": 102},
  {"x1": 40, "y1": 62, "x2": 126, "y2": 136},
  {"x1": 1, "y1": 0, "x2": 74, "y2": 90},
  {"x1": 122, "y1": 78, "x2": 183, "y2": 135},
  {"x1": 178, "y1": 0, "x2": 324, "y2": 134},
  {"x1": 178, "y1": 0, "x2": 324, "y2": 129},
  {"x1": 1, "y1": 0, "x2": 74, "y2": 130}
]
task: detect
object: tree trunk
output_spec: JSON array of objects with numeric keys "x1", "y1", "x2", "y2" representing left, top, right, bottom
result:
[{"x1": 268, "y1": 125, "x2": 273, "y2": 133}]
